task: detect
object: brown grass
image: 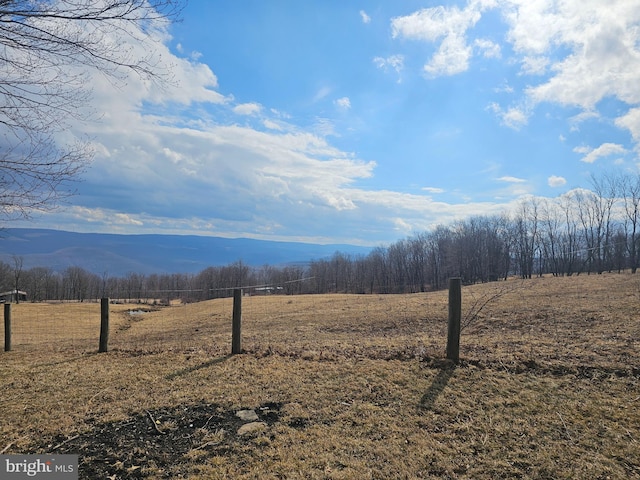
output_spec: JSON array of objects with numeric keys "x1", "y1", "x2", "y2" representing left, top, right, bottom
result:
[{"x1": 1, "y1": 273, "x2": 639, "y2": 479}]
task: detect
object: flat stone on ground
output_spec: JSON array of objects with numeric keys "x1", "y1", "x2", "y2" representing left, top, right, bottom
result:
[
  {"x1": 237, "y1": 421, "x2": 267, "y2": 436},
  {"x1": 236, "y1": 410, "x2": 259, "y2": 422}
]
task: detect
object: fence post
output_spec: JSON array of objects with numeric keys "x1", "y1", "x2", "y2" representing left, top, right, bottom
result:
[
  {"x1": 99, "y1": 298, "x2": 109, "y2": 353},
  {"x1": 232, "y1": 288, "x2": 242, "y2": 354},
  {"x1": 446, "y1": 277, "x2": 462, "y2": 363},
  {"x1": 4, "y1": 303, "x2": 11, "y2": 352}
]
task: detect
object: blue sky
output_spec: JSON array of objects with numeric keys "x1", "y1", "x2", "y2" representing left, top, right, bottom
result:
[{"x1": 16, "y1": 0, "x2": 640, "y2": 245}]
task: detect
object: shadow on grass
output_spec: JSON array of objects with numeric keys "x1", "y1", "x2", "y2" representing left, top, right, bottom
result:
[
  {"x1": 32, "y1": 355, "x2": 89, "y2": 368},
  {"x1": 165, "y1": 354, "x2": 233, "y2": 380},
  {"x1": 420, "y1": 360, "x2": 457, "y2": 410}
]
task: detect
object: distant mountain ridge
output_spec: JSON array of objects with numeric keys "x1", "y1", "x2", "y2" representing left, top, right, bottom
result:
[{"x1": 0, "y1": 228, "x2": 372, "y2": 276}]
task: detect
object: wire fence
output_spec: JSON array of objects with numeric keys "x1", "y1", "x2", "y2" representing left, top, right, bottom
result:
[
  {"x1": 0, "y1": 287, "x2": 448, "y2": 356},
  {"x1": 2, "y1": 274, "x2": 639, "y2": 372}
]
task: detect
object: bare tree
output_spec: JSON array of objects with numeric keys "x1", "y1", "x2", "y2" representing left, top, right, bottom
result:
[
  {"x1": 590, "y1": 173, "x2": 617, "y2": 273},
  {"x1": 512, "y1": 197, "x2": 541, "y2": 279},
  {"x1": 539, "y1": 199, "x2": 563, "y2": 276},
  {"x1": 575, "y1": 175, "x2": 617, "y2": 274},
  {"x1": 11, "y1": 254, "x2": 22, "y2": 302},
  {"x1": 0, "y1": 1, "x2": 183, "y2": 221},
  {"x1": 364, "y1": 246, "x2": 390, "y2": 294},
  {"x1": 24, "y1": 266, "x2": 56, "y2": 301},
  {"x1": 557, "y1": 192, "x2": 581, "y2": 276},
  {"x1": 618, "y1": 172, "x2": 640, "y2": 273}
]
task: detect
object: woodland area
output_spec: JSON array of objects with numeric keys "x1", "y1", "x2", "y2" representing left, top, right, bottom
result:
[{"x1": 2, "y1": 172, "x2": 640, "y2": 302}]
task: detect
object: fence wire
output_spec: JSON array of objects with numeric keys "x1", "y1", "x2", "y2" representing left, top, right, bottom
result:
[{"x1": 2, "y1": 274, "x2": 638, "y2": 372}]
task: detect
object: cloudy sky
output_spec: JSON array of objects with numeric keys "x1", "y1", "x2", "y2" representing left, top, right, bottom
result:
[{"x1": 17, "y1": 0, "x2": 640, "y2": 246}]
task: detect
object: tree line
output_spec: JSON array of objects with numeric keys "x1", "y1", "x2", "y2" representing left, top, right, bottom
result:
[{"x1": 2, "y1": 171, "x2": 639, "y2": 302}]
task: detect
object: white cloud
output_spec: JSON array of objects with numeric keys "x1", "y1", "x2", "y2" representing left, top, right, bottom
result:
[
  {"x1": 25, "y1": 0, "x2": 640, "y2": 245},
  {"x1": 162, "y1": 147, "x2": 183, "y2": 164},
  {"x1": 574, "y1": 143, "x2": 628, "y2": 163},
  {"x1": 569, "y1": 110, "x2": 600, "y2": 126},
  {"x1": 175, "y1": 42, "x2": 202, "y2": 61},
  {"x1": 502, "y1": 108, "x2": 528, "y2": 129},
  {"x1": 503, "y1": 1, "x2": 560, "y2": 56},
  {"x1": 573, "y1": 146, "x2": 591, "y2": 155},
  {"x1": 504, "y1": 1, "x2": 640, "y2": 109},
  {"x1": 313, "y1": 118, "x2": 336, "y2": 136},
  {"x1": 146, "y1": 56, "x2": 227, "y2": 106},
  {"x1": 359, "y1": 10, "x2": 371, "y2": 24},
  {"x1": 488, "y1": 103, "x2": 528, "y2": 130},
  {"x1": 474, "y1": 38, "x2": 501, "y2": 58},
  {"x1": 391, "y1": 2, "x2": 497, "y2": 77},
  {"x1": 114, "y1": 213, "x2": 144, "y2": 226},
  {"x1": 615, "y1": 108, "x2": 640, "y2": 143},
  {"x1": 520, "y1": 56, "x2": 549, "y2": 75},
  {"x1": 373, "y1": 55, "x2": 405, "y2": 83},
  {"x1": 113, "y1": 121, "x2": 372, "y2": 219},
  {"x1": 313, "y1": 86, "x2": 332, "y2": 103},
  {"x1": 498, "y1": 176, "x2": 526, "y2": 183},
  {"x1": 233, "y1": 102, "x2": 262, "y2": 116},
  {"x1": 41, "y1": 15, "x2": 410, "y2": 242},
  {"x1": 373, "y1": 55, "x2": 404, "y2": 72},
  {"x1": 424, "y1": 34, "x2": 473, "y2": 76},
  {"x1": 482, "y1": 1, "x2": 640, "y2": 166},
  {"x1": 63, "y1": 207, "x2": 144, "y2": 230},
  {"x1": 548, "y1": 175, "x2": 567, "y2": 187},
  {"x1": 392, "y1": 217, "x2": 413, "y2": 234},
  {"x1": 335, "y1": 97, "x2": 351, "y2": 110},
  {"x1": 189, "y1": 51, "x2": 203, "y2": 61},
  {"x1": 270, "y1": 108, "x2": 291, "y2": 119},
  {"x1": 494, "y1": 81, "x2": 514, "y2": 94},
  {"x1": 391, "y1": 5, "x2": 480, "y2": 42},
  {"x1": 53, "y1": 72, "x2": 520, "y2": 243},
  {"x1": 390, "y1": 0, "x2": 640, "y2": 159},
  {"x1": 263, "y1": 119, "x2": 284, "y2": 131}
]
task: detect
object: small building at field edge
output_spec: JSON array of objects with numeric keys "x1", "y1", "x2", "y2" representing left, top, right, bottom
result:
[{"x1": 0, "y1": 289, "x2": 27, "y2": 303}]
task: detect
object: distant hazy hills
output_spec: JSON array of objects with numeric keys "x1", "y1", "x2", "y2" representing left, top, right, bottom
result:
[{"x1": 0, "y1": 228, "x2": 372, "y2": 276}]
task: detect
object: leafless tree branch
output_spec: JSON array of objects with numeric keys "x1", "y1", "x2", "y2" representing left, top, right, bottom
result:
[{"x1": 0, "y1": 0, "x2": 184, "y2": 222}]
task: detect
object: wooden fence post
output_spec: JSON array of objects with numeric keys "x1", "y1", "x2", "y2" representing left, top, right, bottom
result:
[
  {"x1": 99, "y1": 298, "x2": 109, "y2": 353},
  {"x1": 232, "y1": 288, "x2": 242, "y2": 354},
  {"x1": 446, "y1": 278, "x2": 462, "y2": 363},
  {"x1": 4, "y1": 303, "x2": 11, "y2": 352}
]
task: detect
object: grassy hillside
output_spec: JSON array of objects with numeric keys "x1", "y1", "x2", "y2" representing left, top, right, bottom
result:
[{"x1": 1, "y1": 273, "x2": 639, "y2": 478}]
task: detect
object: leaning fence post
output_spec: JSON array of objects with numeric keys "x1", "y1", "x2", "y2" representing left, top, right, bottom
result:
[
  {"x1": 446, "y1": 277, "x2": 462, "y2": 363},
  {"x1": 4, "y1": 303, "x2": 11, "y2": 352},
  {"x1": 99, "y1": 297, "x2": 109, "y2": 353},
  {"x1": 232, "y1": 288, "x2": 242, "y2": 354}
]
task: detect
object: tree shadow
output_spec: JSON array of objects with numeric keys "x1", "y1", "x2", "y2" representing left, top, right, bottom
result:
[
  {"x1": 419, "y1": 359, "x2": 457, "y2": 410},
  {"x1": 165, "y1": 354, "x2": 233, "y2": 380}
]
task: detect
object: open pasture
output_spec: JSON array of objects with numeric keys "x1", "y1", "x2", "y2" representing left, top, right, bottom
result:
[{"x1": 1, "y1": 273, "x2": 639, "y2": 479}]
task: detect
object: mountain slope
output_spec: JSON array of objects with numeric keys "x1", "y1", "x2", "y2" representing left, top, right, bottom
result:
[{"x1": 0, "y1": 228, "x2": 372, "y2": 276}]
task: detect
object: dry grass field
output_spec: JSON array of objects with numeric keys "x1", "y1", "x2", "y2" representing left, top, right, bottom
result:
[{"x1": 1, "y1": 273, "x2": 639, "y2": 479}]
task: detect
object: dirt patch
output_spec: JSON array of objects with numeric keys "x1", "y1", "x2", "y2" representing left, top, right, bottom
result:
[{"x1": 39, "y1": 402, "x2": 283, "y2": 479}]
